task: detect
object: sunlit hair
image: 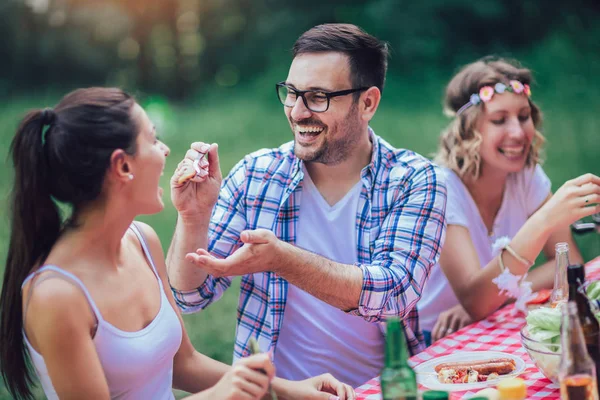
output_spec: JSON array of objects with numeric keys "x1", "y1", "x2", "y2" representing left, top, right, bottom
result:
[{"x1": 435, "y1": 57, "x2": 545, "y2": 180}]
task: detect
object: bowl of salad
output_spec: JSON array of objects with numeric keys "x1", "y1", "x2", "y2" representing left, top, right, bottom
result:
[{"x1": 520, "y1": 324, "x2": 561, "y2": 383}]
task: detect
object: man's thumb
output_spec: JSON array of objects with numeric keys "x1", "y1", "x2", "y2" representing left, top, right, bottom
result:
[{"x1": 240, "y1": 229, "x2": 270, "y2": 244}]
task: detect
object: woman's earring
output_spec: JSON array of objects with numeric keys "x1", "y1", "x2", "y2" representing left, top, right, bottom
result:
[{"x1": 128, "y1": 174, "x2": 134, "y2": 180}]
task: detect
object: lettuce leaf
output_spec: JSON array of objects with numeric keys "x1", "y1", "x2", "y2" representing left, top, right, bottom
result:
[
  {"x1": 528, "y1": 326, "x2": 560, "y2": 342},
  {"x1": 526, "y1": 307, "x2": 562, "y2": 331}
]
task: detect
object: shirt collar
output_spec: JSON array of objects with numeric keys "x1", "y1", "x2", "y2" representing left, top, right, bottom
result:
[{"x1": 363, "y1": 126, "x2": 380, "y2": 181}]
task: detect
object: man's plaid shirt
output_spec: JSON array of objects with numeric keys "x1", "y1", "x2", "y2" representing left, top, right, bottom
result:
[{"x1": 173, "y1": 129, "x2": 447, "y2": 359}]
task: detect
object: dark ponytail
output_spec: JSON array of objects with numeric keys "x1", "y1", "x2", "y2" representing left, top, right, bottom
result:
[
  {"x1": 0, "y1": 110, "x2": 61, "y2": 399},
  {"x1": 0, "y1": 88, "x2": 137, "y2": 399}
]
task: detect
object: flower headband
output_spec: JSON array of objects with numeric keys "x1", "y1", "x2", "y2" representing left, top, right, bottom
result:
[{"x1": 456, "y1": 80, "x2": 532, "y2": 116}]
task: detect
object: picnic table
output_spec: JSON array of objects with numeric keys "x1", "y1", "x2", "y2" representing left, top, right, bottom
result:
[{"x1": 355, "y1": 256, "x2": 600, "y2": 400}]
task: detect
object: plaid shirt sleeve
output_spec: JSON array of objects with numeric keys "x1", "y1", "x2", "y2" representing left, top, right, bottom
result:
[
  {"x1": 172, "y1": 158, "x2": 248, "y2": 314},
  {"x1": 353, "y1": 162, "x2": 447, "y2": 322}
]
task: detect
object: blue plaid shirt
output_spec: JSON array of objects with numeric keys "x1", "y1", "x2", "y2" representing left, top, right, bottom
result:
[{"x1": 173, "y1": 129, "x2": 447, "y2": 359}]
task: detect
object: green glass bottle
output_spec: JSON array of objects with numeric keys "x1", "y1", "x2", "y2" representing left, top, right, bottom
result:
[{"x1": 380, "y1": 317, "x2": 418, "y2": 400}]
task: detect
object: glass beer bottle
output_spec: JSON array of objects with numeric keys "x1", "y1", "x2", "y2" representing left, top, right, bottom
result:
[
  {"x1": 380, "y1": 317, "x2": 418, "y2": 400},
  {"x1": 551, "y1": 242, "x2": 570, "y2": 306},
  {"x1": 568, "y1": 263, "x2": 600, "y2": 385},
  {"x1": 559, "y1": 302, "x2": 599, "y2": 400}
]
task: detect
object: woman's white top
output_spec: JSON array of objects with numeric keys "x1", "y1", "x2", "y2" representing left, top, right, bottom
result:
[
  {"x1": 418, "y1": 165, "x2": 551, "y2": 331},
  {"x1": 22, "y1": 223, "x2": 183, "y2": 399}
]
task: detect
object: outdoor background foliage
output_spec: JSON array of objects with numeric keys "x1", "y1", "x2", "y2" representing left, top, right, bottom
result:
[{"x1": 1, "y1": 0, "x2": 599, "y2": 398}]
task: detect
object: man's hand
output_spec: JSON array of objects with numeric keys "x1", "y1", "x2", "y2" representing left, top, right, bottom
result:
[
  {"x1": 186, "y1": 228, "x2": 362, "y2": 311},
  {"x1": 431, "y1": 303, "x2": 473, "y2": 342},
  {"x1": 185, "y1": 229, "x2": 284, "y2": 277},
  {"x1": 171, "y1": 142, "x2": 222, "y2": 220},
  {"x1": 276, "y1": 374, "x2": 356, "y2": 400}
]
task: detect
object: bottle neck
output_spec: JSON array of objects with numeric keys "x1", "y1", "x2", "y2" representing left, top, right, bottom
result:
[
  {"x1": 556, "y1": 248, "x2": 570, "y2": 267},
  {"x1": 569, "y1": 281, "x2": 594, "y2": 318},
  {"x1": 385, "y1": 321, "x2": 409, "y2": 368}
]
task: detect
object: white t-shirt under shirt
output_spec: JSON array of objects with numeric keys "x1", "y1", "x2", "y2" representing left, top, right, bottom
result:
[
  {"x1": 274, "y1": 167, "x2": 385, "y2": 388},
  {"x1": 418, "y1": 165, "x2": 552, "y2": 332}
]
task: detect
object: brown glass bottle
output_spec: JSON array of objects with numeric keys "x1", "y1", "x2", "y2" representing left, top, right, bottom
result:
[
  {"x1": 559, "y1": 302, "x2": 599, "y2": 400},
  {"x1": 568, "y1": 264, "x2": 600, "y2": 387}
]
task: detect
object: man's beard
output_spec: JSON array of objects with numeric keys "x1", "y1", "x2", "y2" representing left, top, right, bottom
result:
[{"x1": 292, "y1": 103, "x2": 361, "y2": 165}]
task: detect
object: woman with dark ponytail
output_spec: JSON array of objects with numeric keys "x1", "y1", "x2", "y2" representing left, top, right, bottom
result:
[{"x1": 0, "y1": 87, "x2": 354, "y2": 400}]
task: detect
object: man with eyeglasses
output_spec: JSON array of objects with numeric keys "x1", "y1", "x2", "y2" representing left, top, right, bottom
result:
[{"x1": 168, "y1": 23, "x2": 447, "y2": 388}]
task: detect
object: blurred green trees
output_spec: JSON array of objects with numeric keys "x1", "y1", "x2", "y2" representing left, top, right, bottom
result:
[{"x1": 2, "y1": 0, "x2": 598, "y2": 99}]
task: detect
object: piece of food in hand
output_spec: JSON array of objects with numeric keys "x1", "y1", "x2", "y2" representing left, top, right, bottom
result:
[
  {"x1": 177, "y1": 165, "x2": 197, "y2": 185},
  {"x1": 435, "y1": 358, "x2": 516, "y2": 384}
]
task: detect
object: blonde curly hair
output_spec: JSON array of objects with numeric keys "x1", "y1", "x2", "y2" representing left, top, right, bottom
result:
[{"x1": 435, "y1": 57, "x2": 545, "y2": 181}]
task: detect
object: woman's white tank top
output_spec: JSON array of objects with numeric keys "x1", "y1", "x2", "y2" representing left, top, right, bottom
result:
[{"x1": 22, "y1": 223, "x2": 183, "y2": 399}]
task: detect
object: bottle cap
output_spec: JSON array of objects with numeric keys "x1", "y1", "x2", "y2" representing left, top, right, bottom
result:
[
  {"x1": 567, "y1": 264, "x2": 585, "y2": 285},
  {"x1": 497, "y1": 377, "x2": 526, "y2": 399},
  {"x1": 422, "y1": 390, "x2": 449, "y2": 400}
]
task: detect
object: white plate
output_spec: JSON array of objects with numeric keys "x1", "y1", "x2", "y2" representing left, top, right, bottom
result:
[{"x1": 413, "y1": 351, "x2": 525, "y2": 391}]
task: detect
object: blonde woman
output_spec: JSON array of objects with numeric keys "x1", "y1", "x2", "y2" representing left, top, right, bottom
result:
[{"x1": 417, "y1": 57, "x2": 600, "y2": 345}]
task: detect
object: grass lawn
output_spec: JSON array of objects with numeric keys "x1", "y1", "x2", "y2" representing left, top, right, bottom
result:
[{"x1": 0, "y1": 47, "x2": 599, "y2": 398}]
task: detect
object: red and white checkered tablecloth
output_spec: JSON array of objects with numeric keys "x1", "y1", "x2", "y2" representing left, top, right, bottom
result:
[{"x1": 355, "y1": 256, "x2": 600, "y2": 400}]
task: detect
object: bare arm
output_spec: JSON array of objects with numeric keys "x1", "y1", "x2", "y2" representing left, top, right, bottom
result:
[
  {"x1": 25, "y1": 278, "x2": 110, "y2": 399},
  {"x1": 276, "y1": 242, "x2": 363, "y2": 311},
  {"x1": 167, "y1": 216, "x2": 212, "y2": 291},
  {"x1": 442, "y1": 174, "x2": 600, "y2": 320},
  {"x1": 168, "y1": 143, "x2": 248, "y2": 308},
  {"x1": 167, "y1": 142, "x2": 222, "y2": 292},
  {"x1": 440, "y1": 221, "x2": 549, "y2": 320}
]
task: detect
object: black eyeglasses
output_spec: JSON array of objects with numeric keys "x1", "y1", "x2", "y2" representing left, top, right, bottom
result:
[{"x1": 276, "y1": 82, "x2": 368, "y2": 113}]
